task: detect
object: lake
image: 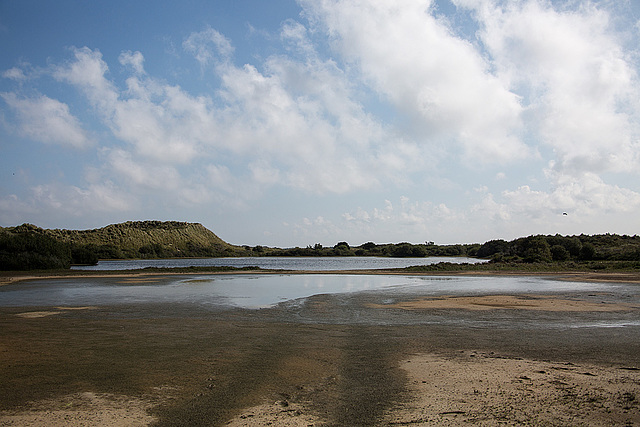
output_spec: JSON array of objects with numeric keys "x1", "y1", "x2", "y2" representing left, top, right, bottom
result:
[
  {"x1": 71, "y1": 256, "x2": 485, "y2": 271},
  {"x1": 0, "y1": 273, "x2": 628, "y2": 307},
  {"x1": 2, "y1": 273, "x2": 640, "y2": 329}
]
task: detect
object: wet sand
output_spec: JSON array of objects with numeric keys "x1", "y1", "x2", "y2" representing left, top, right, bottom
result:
[{"x1": 1, "y1": 272, "x2": 639, "y2": 426}]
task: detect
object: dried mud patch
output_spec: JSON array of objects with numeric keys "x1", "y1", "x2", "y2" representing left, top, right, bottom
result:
[
  {"x1": 389, "y1": 352, "x2": 640, "y2": 426},
  {"x1": 0, "y1": 392, "x2": 156, "y2": 426}
]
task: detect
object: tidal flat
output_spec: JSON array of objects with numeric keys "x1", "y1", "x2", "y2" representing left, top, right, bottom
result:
[{"x1": 1, "y1": 271, "x2": 639, "y2": 426}]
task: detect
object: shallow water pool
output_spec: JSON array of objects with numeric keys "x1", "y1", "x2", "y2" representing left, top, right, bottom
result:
[{"x1": 0, "y1": 274, "x2": 631, "y2": 309}]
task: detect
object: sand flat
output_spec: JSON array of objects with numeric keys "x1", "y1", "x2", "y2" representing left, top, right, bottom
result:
[
  {"x1": 368, "y1": 294, "x2": 638, "y2": 311},
  {"x1": 388, "y1": 351, "x2": 640, "y2": 426}
]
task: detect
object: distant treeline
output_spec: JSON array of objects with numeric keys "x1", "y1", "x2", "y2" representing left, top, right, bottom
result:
[
  {"x1": 1, "y1": 221, "x2": 640, "y2": 270},
  {"x1": 258, "y1": 234, "x2": 640, "y2": 262},
  {"x1": 475, "y1": 234, "x2": 640, "y2": 262},
  {"x1": 258, "y1": 241, "x2": 477, "y2": 258}
]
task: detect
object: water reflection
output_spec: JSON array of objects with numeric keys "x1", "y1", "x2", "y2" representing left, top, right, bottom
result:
[
  {"x1": 71, "y1": 256, "x2": 486, "y2": 271},
  {"x1": 0, "y1": 274, "x2": 618, "y2": 309}
]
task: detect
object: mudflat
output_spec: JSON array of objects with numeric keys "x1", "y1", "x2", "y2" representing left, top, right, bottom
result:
[{"x1": 1, "y1": 272, "x2": 639, "y2": 426}]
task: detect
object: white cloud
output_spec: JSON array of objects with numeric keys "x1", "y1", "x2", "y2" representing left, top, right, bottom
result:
[
  {"x1": 106, "y1": 148, "x2": 182, "y2": 190},
  {"x1": 4, "y1": 3, "x2": 639, "y2": 244},
  {"x1": 212, "y1": 26, "x2": 423, "y2": 193},
  {"x1": 0, "y1": 194, "x2": 39, "y2": 225},
  {"x1": 336, "y1": 196, "x2": 464, "y2": 242},
  {"x1": 54, "y1": 47, "x2": 214, "y2": 164},
  {"x1": 465, "y1": 169, "x2": 640, "y2": 238},
  {"x1": 1, "y1": 181, "x2": 134, "y2": 223},
  {"x1": 502, "y1": 171, "x2": 640, "y2": 217},
  {"x1": 459, "y1": 0, "x2": 640, "y2": 174},
  {"x1": 46, "y1": 42, "x2": 420, "y2": 198},
  {"x1": 281, "y1": 19, "x2": 315, "y2": 56},
  {"x1": 183, "y1": 27, "x2": 234, "y2": 67},
  {"x1": 119, "y1": 50, "x2": 145, "y2": 74},
  {"x1": 299, "y1": 0, "x2": 528, "y2": 164},
  {"x1": 53, "y1": 47, "x2": 119, "y2": 113},
  {"x1": 1, "y1": 92, "x2": 92, "y2": 148},
  {"x1": 2, "y1": 67, "x2": 27, "y2": 81}
]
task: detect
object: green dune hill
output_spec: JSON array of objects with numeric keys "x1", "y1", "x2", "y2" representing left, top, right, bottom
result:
[{"x1": 0, "y1": 221, "x2": 245, "y2": 269}]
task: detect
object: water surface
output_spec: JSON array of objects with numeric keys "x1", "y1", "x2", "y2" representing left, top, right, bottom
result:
[
  {"x1": 71, "y1": 256, "x2": 485, "y2": 271},
  {"x1": 0, "y1": 274, "x2": 630, "y2": 309}
]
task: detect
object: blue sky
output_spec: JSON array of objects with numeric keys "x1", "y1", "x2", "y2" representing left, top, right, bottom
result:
[{"x1": 1, "y1": 0, "x2": 640, "y2": 247}]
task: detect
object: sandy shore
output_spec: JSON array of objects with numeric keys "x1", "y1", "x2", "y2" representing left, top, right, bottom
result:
[
  {"x1": 3, "y1": 268, "x2": 640, "y2": 287},
  {"x1": 2, "y1": 351, "x2": 638, "y2": 426},
  {"x1": 1, "y1": 271, "x2": 639, "y2": 426}
]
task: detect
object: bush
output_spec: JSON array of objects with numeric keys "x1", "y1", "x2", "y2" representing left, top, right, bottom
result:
[
  {"x1": 71, "y1": 245, "x2": 99, "y2": 265},
  {"x1": 550, "y1": 245, "x2": 570, "y2": 261},
  {"x1": 476, "y1": 239, "x2": 509, "y2": 258},
  {"x1": 0, "y1": 231, "x2": 72, "y2": 270},
  {"x1": 518, "y1": 236, "x2": 552, "y2": 263},
  {"x1": 391, "y1": 243, "x2": 427, "y2": 257},
  {"x1": 579, "y1": 243, "x2": 597, "y2": 260}
]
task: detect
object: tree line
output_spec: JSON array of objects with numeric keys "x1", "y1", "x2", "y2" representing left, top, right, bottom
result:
[
  {"x1": 260, "y1": 241, "x2": 478, "y2": 258},
  {"x1": 2, "y1": 221, "x2": 639, "y2": 270},
  {"x1": 475, "y1": 234, "x2": 640, "y2": 263}
]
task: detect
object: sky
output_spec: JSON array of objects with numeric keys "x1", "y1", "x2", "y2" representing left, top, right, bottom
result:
[{"x1": 1, "y1": 0, "x2": 640, "y2": 247}]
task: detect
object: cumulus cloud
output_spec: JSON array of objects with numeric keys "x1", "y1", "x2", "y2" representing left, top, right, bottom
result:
[
  {"x1": 1, "y1": 92, "x2": 92, "y2": 148},
  {"x1": 3, "y1": 2, "x2": 639, "y2": 243},
  {"x1": 119, "y1": 50, "x2": 145, "y2": 74},
  {"x1": 53, "y1": 47, "x2": 119, "y2": 113},
  {"x1": 0, "y1": 181, "x2": 133, "y2": 225},
  {"x1": 20, "y1": 27, "x2": 427, "y2": 222},
  {"x1": 502, "y1": 171, "x2": 640, "y2": 218},
  {"x1": 457, "y1": 0, "x2": 640, "y2": 174},
  {"x1": 333, "y1": 196, "x2": 465, "y2": 243},
  {"x1": 299, "y1": 0, "x2": 528, "y2": 164},
  {"x1": 183, "y1": 27, "x2": 234, "y2": 67},
  {"x1": 54, "y1": 47, "x2": 214, "y2": 164}
]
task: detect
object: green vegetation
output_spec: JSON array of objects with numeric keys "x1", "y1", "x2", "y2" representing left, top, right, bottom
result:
[
  {"x1": 262, "y1": 241, "x2": 477, "y2": 257},
  {"x1": 1, "y1": 221, "x2": 639, "y2": 272},
  {"x1": 476, "y1": 234, "x2": 640, "y2": 263},
  {"x1": 0, "y1": 221, "x2": 249, "y2": 270},
  {"x1": 400, "y1": 260, "x2": 640, "y2": 274},
  {"x1": 0, "y1": 228, "x2": 76, "y2": 270}
]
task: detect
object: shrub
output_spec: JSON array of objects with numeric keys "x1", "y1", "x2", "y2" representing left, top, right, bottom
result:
[{"x1": 550, "y1": 245, "x2": 570, "y2": 261}]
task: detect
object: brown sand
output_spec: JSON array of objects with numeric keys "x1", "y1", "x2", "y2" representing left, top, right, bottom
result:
[
  {"x1": 0, "y1": 392, "x2": 156, "y2": 426},
  {"x1": 223, "y1": 352, "x2": 640, "y2": 426},
  {"x1": 14, "y1": 306, "x2": 96, "y2": 318},
  {"x1": 389, "y1": 352, "x2": 640, "y2": 426},
  {"x1": 368, "y1": 294, "x2": 638, "y2": 311},
  {"x1": 3, "y1": 354, "x2": 638, "y2": 427}
]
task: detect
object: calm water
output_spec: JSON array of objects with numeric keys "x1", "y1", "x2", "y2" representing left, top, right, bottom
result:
[
  {"x1": 3, "y1": 274, "x2": 639, "y2": 328},
  {"x1": 0, "y1": 273, "x2": 626, "y2": 308},
  {"x1": 71, "y1": 256, "x2": 485, "y2": 271}
]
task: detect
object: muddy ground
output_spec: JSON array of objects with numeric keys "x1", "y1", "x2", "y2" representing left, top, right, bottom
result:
[{"x1": 1, "y1": 274, "x2": 639, "y2": 426}]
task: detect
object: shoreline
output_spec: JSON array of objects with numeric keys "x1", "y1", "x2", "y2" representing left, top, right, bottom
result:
[{"x1": 3, "y1": 268, "x2": 640, "y2": 287}]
